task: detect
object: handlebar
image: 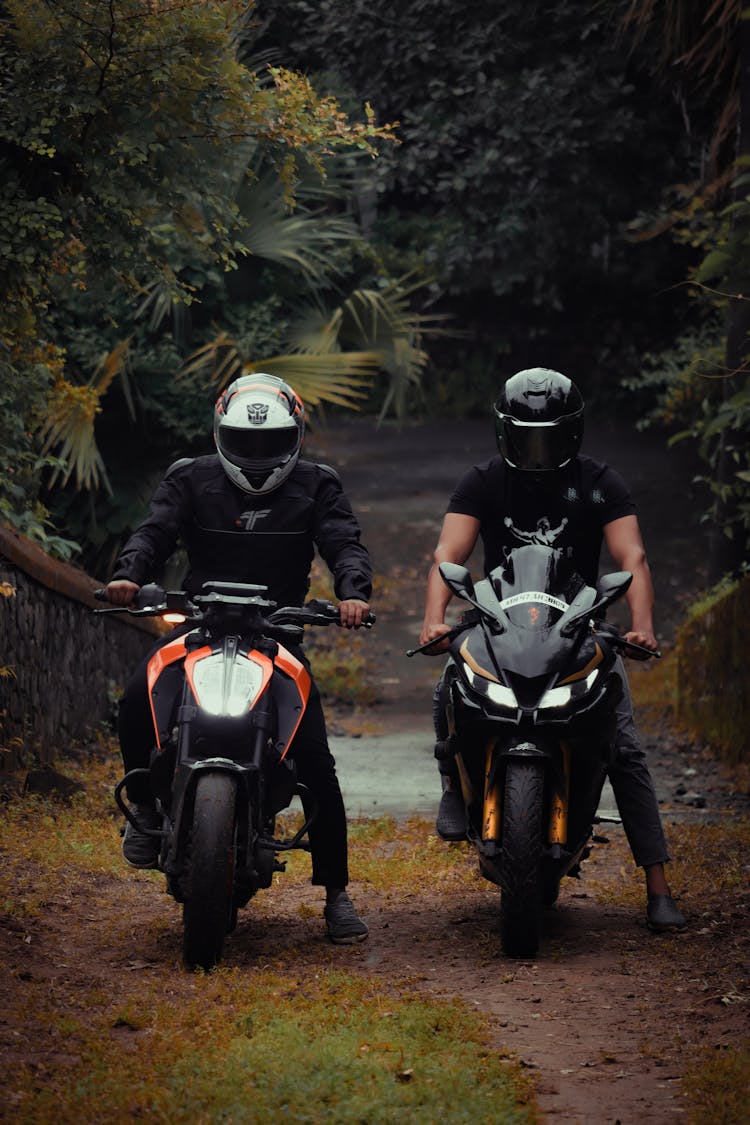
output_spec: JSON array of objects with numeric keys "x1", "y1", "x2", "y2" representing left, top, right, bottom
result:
[
  {"x1": 406, "y1": 616, "x2": 660, "y2": 660},
  {"x1": 93, "y1": 587, "x2": 375, "y2": 631},
  {"x1": 592, "y1": 621, "x2": 661, "y2": 660},
  {"x1": 406, "y1": 622, "x2": 467, "y2": 658}
]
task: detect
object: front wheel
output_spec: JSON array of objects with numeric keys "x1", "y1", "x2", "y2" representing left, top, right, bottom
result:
[
  {"x1": 499, "y1": 759, "x2": 545, "y2": 958},
  {"x1": 183, "y1": 772, "x2": 237, "y2": 971}
]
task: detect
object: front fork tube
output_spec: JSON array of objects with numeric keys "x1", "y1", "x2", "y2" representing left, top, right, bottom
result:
[
  {"x1": 476, "y1": 740, "x2": 571, "y2": 848},
  {"x1": 548, "y1": 740, "x2": 571, "y2": 846},
  {"x1": 482, "y1": 741, "x2": 502, "y2": 843}
]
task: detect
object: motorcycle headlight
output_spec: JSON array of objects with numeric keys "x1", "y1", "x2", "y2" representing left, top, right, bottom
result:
[
  {"x1": 539, "y1": 668, "x2": 599, "y2": 710},
  {"x1": 191, "y1": 653, "x2": 266, "y2": 716},
  {"x1": 463, "y1": 663, "x2": 517, "y2": 710}
]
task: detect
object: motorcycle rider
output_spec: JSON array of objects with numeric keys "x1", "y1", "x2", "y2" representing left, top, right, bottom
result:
[
  {"x1": 105, "y1": 373, "x2": 371, "y2": 944},
  {"x1": 419, "y1": 368, "x2": 686, "y2": 933}
]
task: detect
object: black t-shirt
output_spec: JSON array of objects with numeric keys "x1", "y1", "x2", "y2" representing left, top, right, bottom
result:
[{"x1": 447, "y1": 454, "x2": 635, "y2": 586}]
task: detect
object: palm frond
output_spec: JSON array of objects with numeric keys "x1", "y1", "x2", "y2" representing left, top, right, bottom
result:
[
  {"x1": 180, "y1": 331, "x2": 246, "y2": 387},
  {"x1": 179, "y1": 329, "x2": 379, "y2": 411},
  {"x1": 244, "y1": 353, "x2": 379, "y2": 409},
  {"x1": 287, "y1": 304, "x2": 343, "y2": 355},
  {"x1": 236, "y1": 170, "x2": 358, "y2": 281},
  {"x1": 330, "y1": 277, "x2": 454, "y2": 420},
  {"x1": 39, "y1": 340, "x2": 132, "y2": 492},
  {"x1": 135, "y1": 276, "x2": 193, "y2": 343}
]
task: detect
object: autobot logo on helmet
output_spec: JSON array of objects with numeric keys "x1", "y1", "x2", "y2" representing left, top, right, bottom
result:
[
  {"x1": 214, "y1": 372, "x2": 305, "y2": 496},
  {"x1": 247, "y1": 403, "x2": 269, "y2": 425}
]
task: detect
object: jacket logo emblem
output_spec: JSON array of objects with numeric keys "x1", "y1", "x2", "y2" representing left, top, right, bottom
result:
[
  {"x1": 247, "y1": 403, "x2": 269, "y2": 425},
  {"x1": 238, "y1": 509, "x2": 271, "y2": 530}
]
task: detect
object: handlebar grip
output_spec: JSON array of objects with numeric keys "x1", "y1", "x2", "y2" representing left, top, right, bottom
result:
[{"x1": 93, "y1": 588, "x2": 108, "y2": 602}]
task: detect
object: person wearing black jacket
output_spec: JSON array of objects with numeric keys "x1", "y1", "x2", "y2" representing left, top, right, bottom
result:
[{"x1": 105, "y1": 374, "x2": 372, "y2": 944}]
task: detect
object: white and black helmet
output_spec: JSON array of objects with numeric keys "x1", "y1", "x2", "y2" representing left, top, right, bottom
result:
[
  {"x1": 494, "y1": 368, "x2": 584, "y2": 472},
  {"x1": 214, "y1": 373, "x2": 305, "y2": 494}
]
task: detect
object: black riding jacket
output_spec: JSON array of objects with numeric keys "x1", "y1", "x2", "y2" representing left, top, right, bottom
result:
[{"x1": 111, "y1": 455, "x2": 372, "y2": 608}]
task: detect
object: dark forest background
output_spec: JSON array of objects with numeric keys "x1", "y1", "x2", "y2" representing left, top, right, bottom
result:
[{"x1": 1, "y1": 1, "x2": 746, "y2": 579}]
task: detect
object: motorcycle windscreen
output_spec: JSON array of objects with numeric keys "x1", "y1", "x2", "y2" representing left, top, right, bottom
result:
[{"x1": 490, "y1": 545, "x2": 578, "y2": 630}]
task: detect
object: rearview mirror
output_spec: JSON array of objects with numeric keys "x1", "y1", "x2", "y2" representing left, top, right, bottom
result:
[
  {"x1": 560, "y1": 570, "x2": 633, "y2": 638},
  {"x1": 595, "y1": 571, "x2": 632, "y2": 608},
  {"x1": 438, "y1": 562, "x2": 475, "y2": 601}
]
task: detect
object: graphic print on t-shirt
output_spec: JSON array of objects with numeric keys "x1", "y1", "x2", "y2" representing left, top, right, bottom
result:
[{"x1": 503, "y1": 515, "x2": 569, "y2": 547}]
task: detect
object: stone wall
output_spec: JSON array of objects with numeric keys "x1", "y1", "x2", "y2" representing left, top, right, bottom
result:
[
  {"x1": 676, "y1": 575, "x2": 750, "y2": 764},
  {"x1": 0, "y1": 526, "x2": 160, "y2": 773}
]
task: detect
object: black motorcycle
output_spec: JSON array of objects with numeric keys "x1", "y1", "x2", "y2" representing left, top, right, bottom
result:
[
  {"x1": 410, "y1": 544, "x2": 657, "y2": 958},
  {"x1": 96, "y1": 581, "x2": 374, "y2": 970}
]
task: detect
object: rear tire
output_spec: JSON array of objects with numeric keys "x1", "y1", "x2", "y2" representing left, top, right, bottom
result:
[
  {"x1": 183, "y1": 773, "x2": 237, "y2": 971},
  {"x1": 500, "y1": 760, "x2": 545, "y2": 958}
]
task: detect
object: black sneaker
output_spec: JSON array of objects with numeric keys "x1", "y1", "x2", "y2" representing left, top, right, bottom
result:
[
  {"x1": 324, "y1": 893, "x2": 368, "y2": 944},
  {"x1": 647, "y1": 894, "x2": 687, "y2": 932},
  {"x1": 436, "y1": 788, "x2": 467, "y2": 841},
  {"x1": 122, "y1": 804, "x2": 161, "y2": 869}
]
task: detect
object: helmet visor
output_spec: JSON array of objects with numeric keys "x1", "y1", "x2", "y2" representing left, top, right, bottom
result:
[
  {"x1": 497, "y1": 414, "x2": 582, "y2": 472},
  {"x1": 218, "y1": 423, "x2": 298, "y2": 468}
]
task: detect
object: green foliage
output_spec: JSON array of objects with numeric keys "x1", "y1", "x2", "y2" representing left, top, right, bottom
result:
[
  {"x1": 676, "y1": 575, "x2": 750, "y2": 762},
  {"x1": 0, "y1": 0, "x2": 395, "y2": 563},
  {"x1": 256, "y1": 0, "x2": 696, "y2": 400},
  {"x1": 617, "y1": 18, "x2": 750, "y2": 568}
]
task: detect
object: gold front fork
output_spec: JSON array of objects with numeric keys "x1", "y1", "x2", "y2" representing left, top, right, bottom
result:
[
  {"x1": 548, "y1": 740, "x2": 571, "y2": 845},
  {"x1": 482, "y1": 740, "x2": 502, "y2": 842}
]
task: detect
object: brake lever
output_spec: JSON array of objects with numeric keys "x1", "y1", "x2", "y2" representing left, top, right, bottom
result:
[
  {"x1": 593, "y1": 624, "x2": 661, "y2": 660},
  {"x1": 406, "y1": 623, "x2": 465, "y2": 658}
]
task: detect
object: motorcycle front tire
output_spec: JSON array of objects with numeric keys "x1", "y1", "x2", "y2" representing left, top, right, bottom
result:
[
  {"x1": 499, "y1": 759, "x2": 544, "y2": 958},
  {"x1": 182, "y1": 772, "x2": 237, "y2": 971}
]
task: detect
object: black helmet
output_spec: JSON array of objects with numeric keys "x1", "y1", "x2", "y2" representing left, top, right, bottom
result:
[{"x1": 494, "y1": 368, "x2": 584, "y2": 472}]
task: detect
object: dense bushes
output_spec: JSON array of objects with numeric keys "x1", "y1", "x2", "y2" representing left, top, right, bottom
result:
[{"x1": 676, "y1": 577, "x2": 750, "y2": 763}]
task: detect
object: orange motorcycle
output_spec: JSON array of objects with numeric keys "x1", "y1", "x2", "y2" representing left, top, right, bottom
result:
[{"x1": 97, "y1": 581, "x2": 374, "y2": 970}]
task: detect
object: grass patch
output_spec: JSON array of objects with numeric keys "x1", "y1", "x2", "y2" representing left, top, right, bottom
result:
[
  {"x1": 683, "y1": 1043, "x2": 750, "y2": 1124},
  {"x1": 584, "y1": 814, "x2": 750, "y2": 916},
  {"x1": 9, "y1": 968, "x2": 537, "y2": 1124},
  {"x1": 306, "y1": 629, "x2": 380, "y2": 707}
]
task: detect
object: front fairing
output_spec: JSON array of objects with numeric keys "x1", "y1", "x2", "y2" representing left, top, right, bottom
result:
[
  {"x1": 448, "y1": 545, "x2": 615, "y2": 725},
  {"x1": 146, "y1": 628, "x2": 310, "y2": 761}
]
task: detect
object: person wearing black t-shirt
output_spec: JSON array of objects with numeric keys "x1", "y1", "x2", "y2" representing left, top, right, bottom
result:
[{"x1": 419, "y1": 368, "x2": 686, "y2": 933}]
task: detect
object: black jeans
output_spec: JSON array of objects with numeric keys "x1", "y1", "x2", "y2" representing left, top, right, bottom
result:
[
  {"x1": 118, "y1": 633, "x2": 349, "y2": 888},
  {"x1": 433, "y1": 656, "x2": 669, "y2": 870}
]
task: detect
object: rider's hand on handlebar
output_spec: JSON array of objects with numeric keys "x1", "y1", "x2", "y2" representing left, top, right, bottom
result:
[
  {"x1": 623, "y1": 628, "x2": 659, "y2": 660},
  {"x1": 104, "y1": 579, "x2": 140, "y2": 606},
  {"x1": 418, "y1": 622, "x2": 453, "y2": 655},
  {"x1": 338, "y1": 598, "x2": 371, "y2": 629}
]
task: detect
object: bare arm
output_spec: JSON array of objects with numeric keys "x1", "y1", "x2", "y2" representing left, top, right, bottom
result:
[
  {"x1": 603, "y1": 514, "x2": 658, "y2": 651},
  {"x1": 419, "y1": 513, "x2": 481, "y2": 650}
]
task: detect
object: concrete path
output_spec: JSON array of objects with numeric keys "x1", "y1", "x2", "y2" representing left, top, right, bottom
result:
[{"x1": 329, "y1": 718, "x2": 624, "y2": 825}]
